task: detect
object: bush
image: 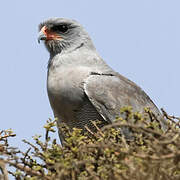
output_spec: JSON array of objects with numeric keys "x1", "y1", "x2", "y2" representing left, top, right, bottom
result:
[{"x1": 0, "y1": 107, "x2": 180, "y2": 180}]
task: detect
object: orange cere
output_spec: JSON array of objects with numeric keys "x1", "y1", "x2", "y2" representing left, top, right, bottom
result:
[{"x1": 41, "y1": 26, "x2": 61, "y2": 40}]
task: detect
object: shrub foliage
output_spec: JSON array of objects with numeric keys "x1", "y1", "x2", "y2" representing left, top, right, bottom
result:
[{"x1": 0, "y1": 107, "x2": 180, "y2": 180}]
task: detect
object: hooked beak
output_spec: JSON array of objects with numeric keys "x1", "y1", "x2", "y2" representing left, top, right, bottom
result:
[
  {"x1": 38, "y1": 25, "x2": 61, "y2": 43},
  {"x1": 38, "y1": 30, "x2": 47, "y2": 43}
]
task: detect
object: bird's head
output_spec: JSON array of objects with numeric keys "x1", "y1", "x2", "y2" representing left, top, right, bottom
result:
[{"x1": 38, "y1": 18, "x2": 95, "y2": 55}]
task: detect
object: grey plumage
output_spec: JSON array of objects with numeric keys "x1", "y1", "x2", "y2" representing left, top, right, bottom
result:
[{"x1": 38, "y1": 18, "x2": 166, "y2": 143}]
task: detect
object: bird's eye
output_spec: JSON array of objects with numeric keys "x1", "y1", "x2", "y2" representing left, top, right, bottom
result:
[{"x1": 51, "y1": 25, "x2": 69, "y2": 33}]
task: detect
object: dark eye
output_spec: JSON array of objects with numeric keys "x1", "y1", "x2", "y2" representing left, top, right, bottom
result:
[{"x1": 51, "y1": 25, "x2": 69, "y2": 33}]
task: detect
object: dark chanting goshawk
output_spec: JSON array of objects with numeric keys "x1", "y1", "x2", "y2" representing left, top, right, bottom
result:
[{"x1": 38, "y1": 18, "x2": 166, "y2": 143}]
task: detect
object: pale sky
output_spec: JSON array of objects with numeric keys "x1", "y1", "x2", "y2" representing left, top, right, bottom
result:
[{"x1": 0, "y1": 0, "x2": 179, "y2": 149}]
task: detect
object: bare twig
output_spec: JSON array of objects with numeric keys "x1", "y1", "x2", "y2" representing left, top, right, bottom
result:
[{"x1": 0, "y1": 159, "x2": 9, "y2": 180}]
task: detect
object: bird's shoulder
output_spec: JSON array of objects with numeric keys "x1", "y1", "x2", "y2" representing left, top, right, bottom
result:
[
  {"x1": 83, "y1": 72, "x2": 159, "y2": 122},
  {"x1": 84, "y1": 71, "x2": 152, "y2": 103}
]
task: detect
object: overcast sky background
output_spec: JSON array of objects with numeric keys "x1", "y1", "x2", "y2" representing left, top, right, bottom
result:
[{"x1": 0, "y1": 0, "x2": 180, "y2": 149}]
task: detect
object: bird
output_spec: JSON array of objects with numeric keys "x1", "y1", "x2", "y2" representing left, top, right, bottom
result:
[{"x1": 38, "y1": 18, "x2": 167, "y2": 143}]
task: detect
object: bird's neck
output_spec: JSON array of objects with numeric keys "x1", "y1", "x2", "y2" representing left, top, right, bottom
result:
[{"x1": 48, "y1": 42, "x2": 97, "y2": 67}]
